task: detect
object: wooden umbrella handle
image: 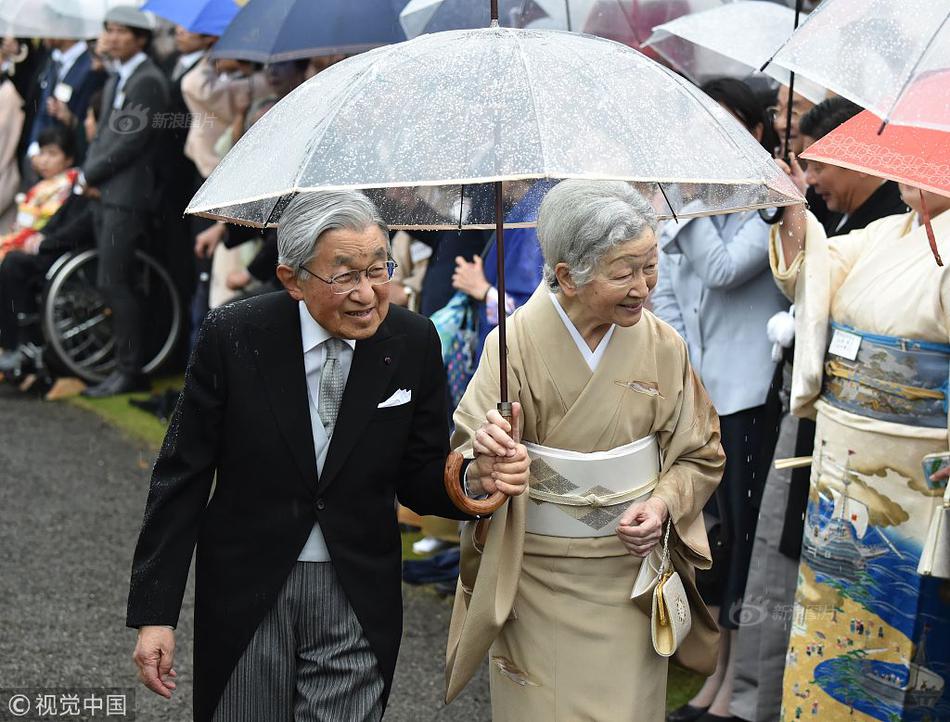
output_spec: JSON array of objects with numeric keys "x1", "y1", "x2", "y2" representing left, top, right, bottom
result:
[
  {"x1": 443, "y1": 402, "x2": 516, "y2": 516},
  {"x1": 443, "y1": 451, "x2": 507, "y2": 516}
]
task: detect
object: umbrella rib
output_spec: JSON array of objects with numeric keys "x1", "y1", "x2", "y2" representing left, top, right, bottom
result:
[
  {"x1": 646, "y1": 59, "x2": 764, "y2": 184},
  {"x1": 292, "y1": 60, "x2": 384, "y2": 199},
  {"x1": 877, "y1": 9, "x2": 950, "y2": 132},
  {"x1": 512, "y1": 30, "x2": 548, "y2": 176}
]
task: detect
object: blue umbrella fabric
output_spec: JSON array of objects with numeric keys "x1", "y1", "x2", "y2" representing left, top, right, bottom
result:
[
  {"x1": 211, "y1": 0, "x2": 409, "y2": 63},
  {"x1": 143, "y1": 0, "x2": 240, "y2": 36}
]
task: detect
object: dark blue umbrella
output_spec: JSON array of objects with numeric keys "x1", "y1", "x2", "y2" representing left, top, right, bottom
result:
[
  {"x1": 143, "y1": 0, "x2": 240, "y2": 36},
  {"x1": 211, "y1": 0, "x2": 409, "y2": 63}
]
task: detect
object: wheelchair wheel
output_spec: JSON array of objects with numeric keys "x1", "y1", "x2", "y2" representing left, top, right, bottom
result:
[{"x1": 42, "y1": 248, "x2": 182, "y2": 384}]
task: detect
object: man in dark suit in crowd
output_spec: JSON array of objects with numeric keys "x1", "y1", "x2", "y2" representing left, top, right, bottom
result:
[
  {"x1": 19, "y1": 36, "x2": 105, "y2": 182},
  {"x1": 127, "y1": 190, "x2": 530, "y2": 721},
  {"x1": 77, "y1": 6, "x2": 169, "y2": 397}
]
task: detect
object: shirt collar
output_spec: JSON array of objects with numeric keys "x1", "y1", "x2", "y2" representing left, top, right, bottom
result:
[
  {"x1": 298, "y1": 301, "x2": 356, "y2": 354},
  {"x1": 116, "y1": 51, "x2": 148, "y2": 83},
  {"x1": 177, "y1": 49, "x2": 205, "y2": 73},
  {"x1": 51, "y1": 41, "x2": 88, "y2": 82}
]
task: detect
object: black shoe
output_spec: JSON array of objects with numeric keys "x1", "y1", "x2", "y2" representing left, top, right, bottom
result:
[
  {"x1": 82, "y1": 371, "x2": 150, "y2": 398},
  {"x1": 667, "y1": 705, "x2": 710, "y2": 722}
]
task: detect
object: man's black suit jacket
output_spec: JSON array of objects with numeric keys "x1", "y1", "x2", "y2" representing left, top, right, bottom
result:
[
  {"x1": 127, "y1": 291, "x2": 470, "y2": 721},
  {"x1": 83, "y1": 56, "x2": 169, "y2": 212}
]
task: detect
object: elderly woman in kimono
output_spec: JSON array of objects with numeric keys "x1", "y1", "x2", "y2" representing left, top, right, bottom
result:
[
  {"x1": 772, "y1": 186, "x2": 950, "y2": 721},
  {"x1": 445, "y1": 179, "x2": 725, "y2": 721}
]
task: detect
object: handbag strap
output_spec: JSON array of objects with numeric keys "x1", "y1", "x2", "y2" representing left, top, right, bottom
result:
[{"x1": 658, "y1": 518, "x2": 673, "y2": 577}]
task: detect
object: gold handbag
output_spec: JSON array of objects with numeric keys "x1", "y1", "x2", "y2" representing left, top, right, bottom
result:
[
  {"x1": 917, "y1": 484, "x2": 950, "y2": 579},
  {"x1": 650, "y1": 520, "x2": 691, "y2": 657}
]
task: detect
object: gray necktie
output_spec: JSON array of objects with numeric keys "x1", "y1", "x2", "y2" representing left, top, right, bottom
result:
[{"x1": 318, "y1": 338, "x2": 346, "y2": 437}]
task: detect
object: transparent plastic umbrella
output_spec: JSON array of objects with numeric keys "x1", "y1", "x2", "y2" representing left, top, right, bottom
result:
[
  {"x1": 0, "y1": 0, "x2": 129, "y2": 38},
  {"x1": 644, "y1": 0, "x2": 826, "y2": 103},
  {"x1": 767, "y1": 0, "x2": 950, "y2": 131},
  {"x1": 187, "y1": 24, "x2": 803, "y2": 513},
  {"x1": 398, "y1": 0, "x2": 724, "y2": 55},
  {"x1": 187, "y1": 26, "x2": 802, "y2": 230},
  {"x1": 0, "y1": 0, "x2": 145, "y2": 37}
]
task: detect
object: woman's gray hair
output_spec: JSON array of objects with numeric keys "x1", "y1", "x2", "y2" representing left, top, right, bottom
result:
[
  {"x1": 277, "y1": 190, "x2": 389, "y2": 275},
  {"x1": 537, "y1": 180, "x2": 657, "y2": 291}
]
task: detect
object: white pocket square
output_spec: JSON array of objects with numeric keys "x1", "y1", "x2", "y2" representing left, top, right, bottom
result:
[{"x1": 378, "y1": 388, "x2": 412, "y2": 408}]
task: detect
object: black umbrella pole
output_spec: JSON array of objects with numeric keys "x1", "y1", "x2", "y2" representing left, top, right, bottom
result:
[
  {"x1": 495, "y1": 180, "x2": 513, "y2": 424},
  {"x1": 441, "y1": 181, "x2": 510, "y2": 516}
]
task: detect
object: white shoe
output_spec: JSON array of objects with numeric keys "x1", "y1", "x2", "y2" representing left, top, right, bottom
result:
[{"x1": 412, "y1": 536, "x2": 448, "y2": 555}]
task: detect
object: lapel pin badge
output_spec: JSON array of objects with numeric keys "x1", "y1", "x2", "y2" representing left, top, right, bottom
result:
[{"x1": 383, "y1": 356, "x2": 392, "y2": 365}]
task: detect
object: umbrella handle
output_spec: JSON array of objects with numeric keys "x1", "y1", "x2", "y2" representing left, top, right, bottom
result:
[
  {"x1": 920, "y1": 190, "x2": 944, "y2": 267},
  {"x1": 443, "y1": 401, "x2": 516, "y2": 516},
  {"x1": 444, "y1": 452, "x2": 508, "y2": 516}
]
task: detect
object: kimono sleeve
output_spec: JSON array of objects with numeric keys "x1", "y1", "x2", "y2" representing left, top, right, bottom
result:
[{"x1": 651, "y1": 338, "x2": 725, "y2": 565}]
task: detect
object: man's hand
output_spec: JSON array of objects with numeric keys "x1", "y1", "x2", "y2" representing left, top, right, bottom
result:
[
  {"x1": 46, "y1": 97, "x2": 77, "y2": 127},
  {"x1": 469, "y1": 402, "x2": 529, "y2": 497},
  {"x1": 82, "y1": 185, "x2": 101, "y2": 199},
  {"x1": 132, "y1": 626, "x2": 178, "y2": 699},
  {"x1": 616, "y1": 496, "x2": 668, "y2": 557},
  {"x1": 195, "y1": 222, "x2": 226, "y2": 259}
]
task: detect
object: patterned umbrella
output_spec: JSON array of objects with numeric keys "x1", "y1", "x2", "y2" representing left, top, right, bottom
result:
[{"x1": 801, "y1": 108, "x2": 950, "y2": 264}]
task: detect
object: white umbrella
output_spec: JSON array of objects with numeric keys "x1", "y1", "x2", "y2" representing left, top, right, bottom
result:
[
  {"x1": 644, "y1": 0, "x2": 826, "y2": 103},
  {"x1": 187, "y1": 26, "x2": 802, "y2": 229},
  {"x1": 0, "y1": 0, "x2": 139, "y2": 39},
  {"x1": 767, "y1": 0, "x2": 950, "y2": 131}
]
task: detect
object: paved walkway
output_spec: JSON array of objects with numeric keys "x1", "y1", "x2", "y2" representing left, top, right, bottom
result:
[{"x1": 0, "y1": 386, "x2": 489, "y2": 721}]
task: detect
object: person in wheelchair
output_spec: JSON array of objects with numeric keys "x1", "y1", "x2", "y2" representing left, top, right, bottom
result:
[
  {"x1": 0, "y1": 92, "x2": 104, "y2": 377},
  {"x1": 0, "y1": 126, "x2": 78, "y2": 261},
  {"x1": 0, "y1": 185, "x2": 92, "y2": 376}
]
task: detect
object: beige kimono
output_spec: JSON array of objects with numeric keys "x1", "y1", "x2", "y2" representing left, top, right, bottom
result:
[{"x1": 445, "y1": 286, "x2": 724, "y2": 721}]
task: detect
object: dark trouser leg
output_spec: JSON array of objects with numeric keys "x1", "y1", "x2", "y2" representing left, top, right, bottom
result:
[
  {"x1": 212, "y1": 563, "x2": 384, "y2": 722},
  {"x1": 0, "y1": 251, "x2": 51, "y2": 349},
  {"x1": 708, "y1": 405, "x2": 772, "y2": 629},
  {"x1": 92, "y1": 204, "x2": 147, "y2": 376}
]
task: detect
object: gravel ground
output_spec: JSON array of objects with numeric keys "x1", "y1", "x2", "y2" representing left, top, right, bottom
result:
[{"x1": 0, "y1": 386, "x2": 489, "y2": 721}]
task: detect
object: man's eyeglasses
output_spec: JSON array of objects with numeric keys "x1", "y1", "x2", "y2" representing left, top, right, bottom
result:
[{"x1": 301, "y1": 259, "x2": 398, "y2": 295}]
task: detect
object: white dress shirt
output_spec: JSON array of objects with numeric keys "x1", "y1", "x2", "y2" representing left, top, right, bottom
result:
[
  {"x1": 112, "y1": 51, "x2": 148, "y2": 108},
  {"x1": 26, "y1": 41, "x2": 88, "y2": 157},
  {"x1": 52, "y1": 40, "x2": 88, "y2": 84},
  {"x1": 548, "y1": 293, "x2": 615, "y2": 372},
  {"x1": 297, "y1": 301, "x2": 356, "y2": 562}
]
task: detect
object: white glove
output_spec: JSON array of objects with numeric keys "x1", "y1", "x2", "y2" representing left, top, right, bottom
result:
[{"x1": 767, "y1": 306, "x2": 796, "y2": 362}]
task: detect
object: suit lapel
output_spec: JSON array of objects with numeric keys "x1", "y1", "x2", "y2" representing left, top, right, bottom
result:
[
  {"x1": 100, "y1": 75, "x2": 119, "y2": 129},
  {"x1": 317, "y1": 326, "x2": 403, "y2": 494},
  {"x1": 250, "y1": 295, "x2": 319, "y2": 494}
]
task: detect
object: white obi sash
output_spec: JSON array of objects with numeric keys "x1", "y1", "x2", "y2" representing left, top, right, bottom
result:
[{"x1": 524, "y1": 434, "x2": 660, "y2": 538}]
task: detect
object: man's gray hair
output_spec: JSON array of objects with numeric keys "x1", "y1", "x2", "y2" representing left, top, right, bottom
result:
[
  {"x1": 277, "y1": 191, "x2": 389, "y2": 275},
  {"x1": 537, "y1": 180, "x2": 657, "y2": 290}
]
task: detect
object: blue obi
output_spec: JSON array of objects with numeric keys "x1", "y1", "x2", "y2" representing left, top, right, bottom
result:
[{"x1": 821, "y1": 322, "x2": 950, "y2": 428}]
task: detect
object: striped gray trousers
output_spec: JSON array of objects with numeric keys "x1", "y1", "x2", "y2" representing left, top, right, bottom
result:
[{"x1": 212, "y1": 562, "x2": 384, "y2": 722}]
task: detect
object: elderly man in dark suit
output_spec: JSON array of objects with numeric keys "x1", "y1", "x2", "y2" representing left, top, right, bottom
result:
[
  {"x1": 77, "y1": 6, "x2": 169, "y2": 397},
  {"x1": 127, "y1": 190, "x2": 530, "y2": 721}
]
